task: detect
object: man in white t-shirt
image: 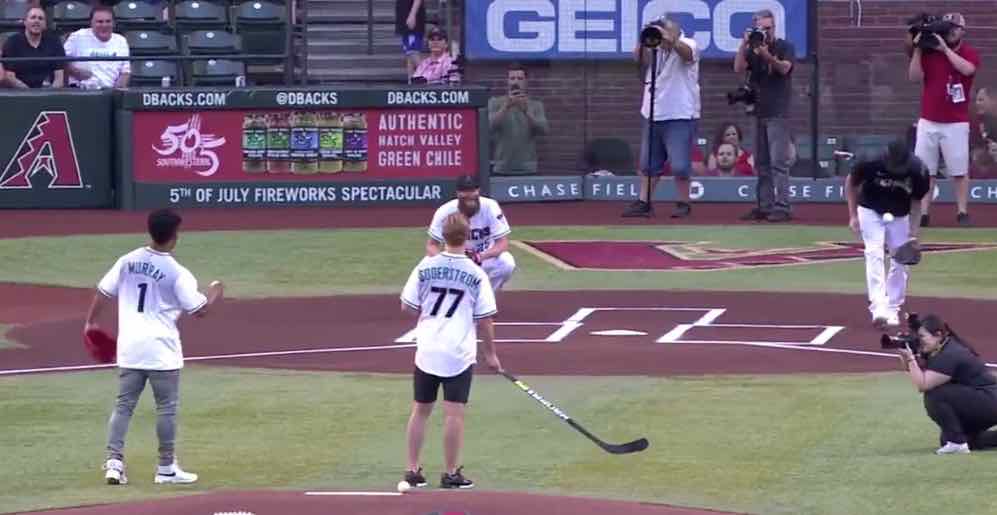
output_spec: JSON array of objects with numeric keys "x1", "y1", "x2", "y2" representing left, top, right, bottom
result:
[
  {"x1": 622, "y1": 17, "x2": 701, "y2": 219},
  {"x1": 84, "y1": 209, "x2": 223, "y2": 486},
  {"x1": 401, "y1": 212, "x2": 502, "y2": 490},
  {"x1": 426, "y1": 175, "x2": 516, "y2": 290},
  {"x1": 63, "y1": 7, "x2": 130, "y2": 89}
]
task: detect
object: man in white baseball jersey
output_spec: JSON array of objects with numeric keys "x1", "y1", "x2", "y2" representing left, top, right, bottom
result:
[
  {"x1": 846, "y1": 139, "x2": 930, "y2": 327},
  {"x1": 84, "y1": 209, "x2": 223, "y2": 486},
  {"x1": 63, "y1": 6, "x2": 131, "y2": 89},
  {"x1": 427, "y1": 175, "x2": 516, "y2": 290},
  {"x1": 401, "y1": 213, "x2": 503, "y2": 490}
]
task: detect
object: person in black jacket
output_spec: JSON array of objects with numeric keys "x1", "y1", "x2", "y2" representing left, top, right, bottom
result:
[{"x1": 899, "y1": 313, "x2": 997, "y2": 454}]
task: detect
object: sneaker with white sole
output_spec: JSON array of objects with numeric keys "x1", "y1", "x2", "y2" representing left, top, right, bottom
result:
[
  {"x1": 154, "y1": 460, "x2": 198, "y2": 484},
  {"x1": 936, "y1": 441, "x2": 971, "y2": 455},
  {"x1": 103, "y1": 458, "x2": 128, "y2": 485},
  {"x1": 886, "y1": 312, "x2": 901, "y2": 328}
]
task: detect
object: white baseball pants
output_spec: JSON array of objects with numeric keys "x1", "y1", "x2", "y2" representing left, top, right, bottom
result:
[
  {"x1": 858, "y1": 206, "x2": 910, "y2": 318},
  {"x1": 481, "y1": 251, "x2": 516, "y2": 291}
]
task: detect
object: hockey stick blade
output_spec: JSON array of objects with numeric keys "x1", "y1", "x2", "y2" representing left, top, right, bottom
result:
[{"x1": 501, "y1": 371, "x2": 649, "y2": 455}]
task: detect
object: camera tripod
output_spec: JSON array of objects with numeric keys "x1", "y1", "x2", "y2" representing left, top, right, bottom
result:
[{"x1": 644, "y1": 46, "x2": 659, "y2": 216}]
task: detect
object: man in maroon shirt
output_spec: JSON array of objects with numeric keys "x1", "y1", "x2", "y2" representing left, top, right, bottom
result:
[{"x1": 908, "y1": 13, "x2": 980, "y2": 227}]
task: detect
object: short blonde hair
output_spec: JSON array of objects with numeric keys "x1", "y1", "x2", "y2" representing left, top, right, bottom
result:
[{"x1": 442, "y1": 213, "x2": 469, "y2": 247}]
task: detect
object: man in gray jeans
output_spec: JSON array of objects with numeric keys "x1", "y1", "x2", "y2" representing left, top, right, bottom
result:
[
  {"x1": 84, "y1": 209, "x2": 224, "y2": 485},
  {"x1": 734, "y1": 9, "x2": 796, "y2": 222}
]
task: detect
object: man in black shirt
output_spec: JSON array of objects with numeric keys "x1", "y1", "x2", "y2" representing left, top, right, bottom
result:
[
  {"x1": 845, "y1": 138, "x2": 930, "y2": 328},
  {"x1": 734, "y1": 9, "x2": 796, "y2": 223},
  {"x1": 2, "y1": 7, "x2": 65, "y2": 88},
  {"x1": 898, "y1": 314, "x2": 997, "y2": 454}
]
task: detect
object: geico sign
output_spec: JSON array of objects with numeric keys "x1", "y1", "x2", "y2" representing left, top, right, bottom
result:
[{"x1": 485, "y1": 0, "x2": 786, "y2": 54}]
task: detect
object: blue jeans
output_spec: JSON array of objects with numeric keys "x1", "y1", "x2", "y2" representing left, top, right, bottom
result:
[
  {"x1": 638, "y1": 118, "x2": 697, "y2": 178},
  {"x1": 754, "y1": 117, "x2": 793, "y2": 213}
]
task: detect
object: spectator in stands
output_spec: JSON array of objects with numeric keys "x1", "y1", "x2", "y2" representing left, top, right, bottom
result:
[
  {"x1": 705, "y1": 143, "x2": 749, "y2": 177},
  {"x1": 63, "y1": 7, "x2": 130, "y2": 89},
  {"x1": 909, "y1": 12, "x2": 979, "y2": 227},
  {"x1": 410, "y1": 27, "x2": 454, "y2": 85},
  {"x1": 734, "y1": 9, "x2": 796, "y2": 223},
  {"x1": 2, "y1": 7, "x2": 65, "y2": 88},
  {"x1": 970, "y1": 86, "x2": 997, "y2": 178},
  {"x1": 621, "y1": 17, "x2": 701, "y2": 219},
  {"x1": 488, "y1": 63, "x2": 549, "y2": 176},
  {"x1": 706, "y1": 122, "x2": 754, "y2": 176},
  {"x1": 395, "y1": 0, "x2": 425, "y2": 82}
]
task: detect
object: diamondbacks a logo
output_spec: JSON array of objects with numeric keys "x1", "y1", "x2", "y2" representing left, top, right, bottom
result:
[
  {"x1": 0, "y1": 111, "x2": 83, "y2": 190},
  {"x1": 518, "y1": 240, "x2": 997, "y2": 271}
]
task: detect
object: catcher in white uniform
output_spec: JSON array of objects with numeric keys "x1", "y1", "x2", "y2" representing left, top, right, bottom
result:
[
  {"x1": 846, "y1": 139, "x2": 930, "y2": 328},
  {"x1": 427, "y1": 175, "x2": 516, "y2": 290}
]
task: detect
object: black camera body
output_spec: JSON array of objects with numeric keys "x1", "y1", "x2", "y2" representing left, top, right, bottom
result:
[
  {"x1": 907, "y1": 13, "x2": 956, "y2": 51},
  {"x1": 881, "y1": 313, "x2": 923, "y2": 353},
  {"x1": 745, "y1": 26, "x2": 766, "y2": 48},
  {"x1": 726, "y1": 83, "x2": 758, "y2": 115},
  {"x1": 640, "y1": 22, "x2": 664, "y2": 48}
]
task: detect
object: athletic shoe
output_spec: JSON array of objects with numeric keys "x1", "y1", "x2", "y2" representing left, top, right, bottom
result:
[
  {"x1": 872, "y1": 313, "x2": 889, "y2": 330},
  {"x1": 403, "y1": 467, "x2": 427, "y2": 488},
  {"x1": 103, "y1": 458, "x2": 127, "y2": 485},
  {"x1": 440, "y1": 466, "x2": 474, "y2": 489},
  {"x1": 154, "y1": 459, "x2": 198, "y2": 484},
  {"x1": 957, "y1": 212, "x2": 971, "y2": 226},
  {"x1": 621, "y1": 201, "x2": 652, "y2": 218},
  {"x1": 739, "y1": 208, "x2": 767, "y2": 221},
  {"x1": 936, "y1": 442, "x2": 971, "y2": 455},
  {"x1": 920, "y1": 214, "x2": 930, "y2": 227},
  {"x1": 886, "y1": 312, "x2": 901, "y2": 328},
  {"x1": 766, "y1": 211, "x2": 792, "y2": 223},
  {"x1": 670, "y1": 202, "x2": 692, "y2": 219}
]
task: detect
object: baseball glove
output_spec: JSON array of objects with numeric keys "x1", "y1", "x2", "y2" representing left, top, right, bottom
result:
[
  {"x1": 465, "y1": 249, "x2": 482, "y2": 266},
  {"x1": 893, "y1": 239, "x2": 922, "y2": 266},
  {"x1": 83, "y1": 327, "x2": 117, "y2": 364}
]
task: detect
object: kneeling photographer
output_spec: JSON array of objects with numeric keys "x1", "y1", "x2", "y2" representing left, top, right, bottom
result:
[
  {"x1": 733, "y1": 9, "x2": 796, "y2": 223},
  {"x1": 891, "y1": 314, "x2": 997, "y2": 454}
]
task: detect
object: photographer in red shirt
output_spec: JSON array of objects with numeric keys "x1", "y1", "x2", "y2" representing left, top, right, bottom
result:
[{"x1": 908, "y1": 13, "x2": 980, "y2": 227}]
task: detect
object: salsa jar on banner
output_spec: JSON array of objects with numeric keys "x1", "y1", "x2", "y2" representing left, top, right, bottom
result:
[{"x1": 131, "y1": 108, "x2": 479, "y2": 182}]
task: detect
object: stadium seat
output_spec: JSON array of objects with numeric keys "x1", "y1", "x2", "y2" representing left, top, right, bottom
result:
[
  {"x1": 49, "y1": 0, "x2": 91, "y2": 33},
  {"x1": 583, "y1": 137, "x2": 634, "y2": 175},
  {"x1": 112, "y1": 1, "x2": 166, "y2": 30},
  {"x1": 174, "y1": 0, "x2": 229, "y2": 31},
  {"x1": 125, "y1": 29, "x2": 177, "y2": 56},
  {"x1": 190, "y1": 58, "x2": 244, "y2": 86},
  {"x1": 235, "y1": 0, "x2": 285, "y2": 27},
  {"x1": 131, "y1": 59, "x2": 179, "y2": 86},
  {"x1": 182, "y1": 29, "x2": 242, "y2": 54},
  {"x1": 1, "y1": 0, "x2": 29, "y2": 31}
]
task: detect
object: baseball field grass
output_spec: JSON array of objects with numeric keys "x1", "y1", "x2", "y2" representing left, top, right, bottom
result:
[
  {"x1": 5, "y1": 367, "x2": 997, "y2": 515},
  {"x1": 1, "y1": 225, "x2": 996, "y2": 299}
]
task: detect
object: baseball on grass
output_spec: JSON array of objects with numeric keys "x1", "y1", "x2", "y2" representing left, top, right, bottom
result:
[
  {"x1": 396, "y1": 480, "x2": 411, "y2": 493},
  {"x1": 883, "y1": 213, "x2": 895, "y2": 223}
]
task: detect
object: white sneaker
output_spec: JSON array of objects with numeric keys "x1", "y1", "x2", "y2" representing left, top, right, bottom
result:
[
  {"x1": 886, "y1": 312, "x2": 901, "y2": 328},
  {"x1": 936, "y1": 442, "x2": 971, "y2": 455},
  {"x1": 103, "y1": 458, "x2": 128, "y2": 485},
  {"x1": 154, "y1": 459, "x2": 198, "y2": 484},
  {"x1": 872, "y1": 313, "x2": 888, "y2": 329}
]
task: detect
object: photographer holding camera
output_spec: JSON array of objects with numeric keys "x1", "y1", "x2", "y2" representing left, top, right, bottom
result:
[
  {"x1": 620, "y1": 17, "x2": 700, "y2": 219},
  {"x1": 893, "y1": 313, "x2": 997, "y2": 454},
  {"x1": 733, "y1": 10, "x2": 796, "y2": 223},
  {"x1": 907, "y1": 12, "x2": 980, "y2": 227},
  {"x1": 845, "y1": 138, "x2": 929, "y2": 328}
]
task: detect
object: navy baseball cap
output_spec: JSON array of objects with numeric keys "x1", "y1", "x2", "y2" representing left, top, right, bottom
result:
[{"x1": 455, "y1": 175, "x2": 479, "y2": 191}]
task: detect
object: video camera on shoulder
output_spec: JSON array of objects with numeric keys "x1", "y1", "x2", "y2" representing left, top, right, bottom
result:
[
  {"x1": 907, "y1": 13, "x2": 956, "y2": 51},
  {"x1": 881, "y1": 313, "x2": 923, "y2": 353}
]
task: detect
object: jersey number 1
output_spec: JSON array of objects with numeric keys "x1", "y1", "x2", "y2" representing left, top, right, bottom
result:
[
  {"x1": 137, "y1": 283, "x2": 148, "y2": 313},
  {"x1": 429, "y1": 287, "x2": 464, "y2": 318}
]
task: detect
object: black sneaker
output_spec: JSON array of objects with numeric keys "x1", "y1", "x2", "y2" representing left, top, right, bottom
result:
[
  {"x1": 766, "y1": 211, "x2": 792, "y2": 223},
  {"x1": 440, "y1": 466, "x2": 474, "y2": 489},
  {"x1": 957, "y1": 212, "x2": 971, "y2": 226},
  {"x1": 739, "y1": 208, "x2": 767, "y2": 221},
  {"x1": 404, "y1": 467, "x2": 427, "y2": 488},
  {"x1": 920, "y1": 214, "x2": 930, "y2": 228},
  {"x1": 670, "y1": 202, "x2": 692, "y2": 219},
  {"x1": 621, "y1": 201, "x2": 652, "y2": 218}
]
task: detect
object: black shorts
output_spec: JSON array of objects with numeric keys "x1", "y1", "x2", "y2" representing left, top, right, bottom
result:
[{"x1": 413, "y1": 365, "x2": 473, "y2": 404}]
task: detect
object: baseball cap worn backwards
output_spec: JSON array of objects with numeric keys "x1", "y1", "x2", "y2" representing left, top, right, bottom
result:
[{"x1": 455, "y1": 175, "x2": 479, "y2": 191}]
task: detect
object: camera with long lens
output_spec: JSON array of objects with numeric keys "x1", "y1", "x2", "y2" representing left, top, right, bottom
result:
[
  {"x1": 744, "y1": 26, "x2": 766, "y2": 48},
  {"x1": 880, "y1": 313, "x2": 923, "y2": 353},
  {"x1": 726, "y1": 83, "x2": 757, "y2": 114},
  {"x1": 640, "y1": 21, "x2": 665, "y2": 48},
  {"x1": 906, "y1": 13, "x2": 956, "y2": 51}
]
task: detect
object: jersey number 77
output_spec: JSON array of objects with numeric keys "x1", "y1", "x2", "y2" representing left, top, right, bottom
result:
[{"x1": 429, "y1": 287, "x2": 464, "y2": 318}]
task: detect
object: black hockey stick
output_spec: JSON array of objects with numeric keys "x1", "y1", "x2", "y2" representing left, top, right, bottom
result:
[{"x1": 500, "y1": 371, "x2": 649, "y2": 455}]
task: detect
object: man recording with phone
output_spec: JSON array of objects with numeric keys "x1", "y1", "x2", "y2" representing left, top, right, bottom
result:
[
  {"x1": 734, "y1": 9, "x2": 795, "y2": 223},
  {"x1": 890, "y1": 313, "x2": 997, "y2": 454},
  {"x1": 488, "y1": 63, "x2": 549, "y2": 176},
  {"x1": 908, "y1": 12, "x2": 979, "y2": 227},
  {"x1": 620, "y1": 17, "x2": 700, "y2": 219}
]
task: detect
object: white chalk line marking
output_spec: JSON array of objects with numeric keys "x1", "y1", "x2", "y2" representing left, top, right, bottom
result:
[{"x1": 304, "y1": 491, "x2": 402, "y2": 497}]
